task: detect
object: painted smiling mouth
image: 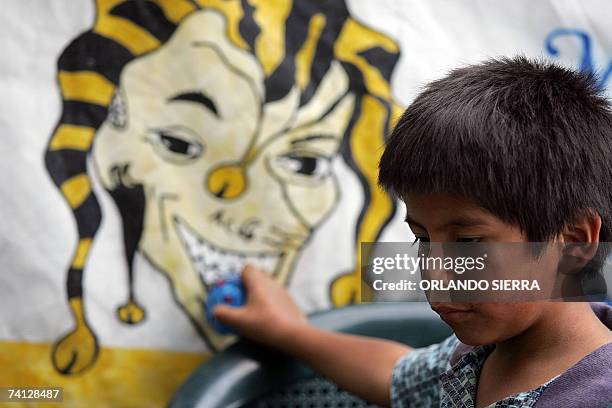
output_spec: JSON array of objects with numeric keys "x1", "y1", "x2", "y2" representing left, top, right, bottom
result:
[{"x1": 174, "y1": 216, "x2": 282, "y2": 287}]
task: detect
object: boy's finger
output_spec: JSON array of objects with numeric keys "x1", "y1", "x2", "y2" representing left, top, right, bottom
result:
[
  {"x1": 242, "y1": 264, "x2": 267, "y2": 291},
  {"x1": 213, "y1": 304, "x2": 247, "y2": 326}
]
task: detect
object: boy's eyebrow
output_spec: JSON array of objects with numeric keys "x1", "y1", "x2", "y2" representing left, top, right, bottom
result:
[
  {"x1": 404, "y1": 215, "x2": 488, "y2": 230},
  {"x1": 404, "y1": 215, "x2": 426, "y2": 230}
]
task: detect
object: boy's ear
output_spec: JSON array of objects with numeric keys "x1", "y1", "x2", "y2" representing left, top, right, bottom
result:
[
  {"x1": 558, "y1": 212, "x2": 601, "y2": 275},
  {"x1": 561, "y1": 211, "x2": 601, "y2": 244}
]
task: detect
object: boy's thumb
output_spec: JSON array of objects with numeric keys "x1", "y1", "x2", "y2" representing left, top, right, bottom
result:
[{"x1": 213, "y1": 304, "x2": 245, "y2": 326}]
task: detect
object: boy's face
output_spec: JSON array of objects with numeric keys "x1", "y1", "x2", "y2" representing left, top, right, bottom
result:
[{"x1": 403, "y1": 193, "x2": 556, "y2": 346}]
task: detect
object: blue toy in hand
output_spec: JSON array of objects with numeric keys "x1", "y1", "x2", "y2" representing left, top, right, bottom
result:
[{"x1": 205, "y1": 276, "x2": 246, "y2": 335}]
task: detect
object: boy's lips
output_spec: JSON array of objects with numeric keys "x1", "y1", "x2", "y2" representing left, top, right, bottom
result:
[{"x1": 431, "y1": 304, "x2": 473, "y2": 321}]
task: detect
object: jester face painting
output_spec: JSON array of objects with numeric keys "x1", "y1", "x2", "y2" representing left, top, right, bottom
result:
[
  {"x1": 46, "y1": 0, "x2": 400, "y2": 374},
  {"x1": 94, "y1": 9, "x2": 356, "y2": 347}
]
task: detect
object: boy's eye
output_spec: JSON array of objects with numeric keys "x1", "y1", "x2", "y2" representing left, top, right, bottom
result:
[
  {"x1": 456, "y1": 237, "x2": 482, "y2": 243},
  {"x1": 413, "y1": 236, "x2": 430, "y2": 257}
]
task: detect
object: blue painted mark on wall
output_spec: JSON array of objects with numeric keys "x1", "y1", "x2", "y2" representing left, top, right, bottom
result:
[{"x1": 546, "y1": 28, "x2": 612, "y2": 88}]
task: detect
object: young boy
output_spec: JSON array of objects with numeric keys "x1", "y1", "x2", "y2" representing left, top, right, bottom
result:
[{"x1": 214, "y1": 57, "x2": 612, "y2": 407}]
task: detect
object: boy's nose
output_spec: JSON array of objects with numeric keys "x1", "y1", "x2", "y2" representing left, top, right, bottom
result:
[{"x1": 206, "y1": 164, "x2": 247, "y2": 199}]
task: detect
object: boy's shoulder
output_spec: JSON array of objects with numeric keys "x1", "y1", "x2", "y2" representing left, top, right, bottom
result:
[
  {"x1": 535, "y1": 303, "x2": 612, "y2": 407},
  {"x1": 448, "y1": 303, "x2": 612, "y2": 408},
  {"x1": 536, "y1": 341, "x2": 612, "y2": 407}
]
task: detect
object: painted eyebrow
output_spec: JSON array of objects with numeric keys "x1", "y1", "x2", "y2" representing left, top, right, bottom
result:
[
  {"x1": 290, "y1": 134, "x2": 337, "y2": 146},
  {"x1": 168, "y1": 92, "x2": 219, "y2": 117}
]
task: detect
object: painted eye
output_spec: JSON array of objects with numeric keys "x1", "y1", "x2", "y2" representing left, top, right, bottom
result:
[
  {"x1": 274, "y1": 153, "x2": 332, "y2": 179},
  {"x1": 159, "y1": 132, "x2": 197, "y2": 155},
  {"x1": 148, "y1": 126, "x2": 204, "y2": 163}
]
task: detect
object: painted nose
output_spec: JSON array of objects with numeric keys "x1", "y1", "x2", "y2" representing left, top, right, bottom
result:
[{"x1": 206, "y1": 164, "x2": 247, "y2": 199}]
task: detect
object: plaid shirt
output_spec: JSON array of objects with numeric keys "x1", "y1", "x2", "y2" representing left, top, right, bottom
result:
[{"x1": 390, "y1": 335, "x2": 554, "y2": 408}]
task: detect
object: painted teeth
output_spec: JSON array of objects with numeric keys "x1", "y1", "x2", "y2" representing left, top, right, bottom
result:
[{"x1": 175, "y1": 219, "x2": 280, "y2": 286}]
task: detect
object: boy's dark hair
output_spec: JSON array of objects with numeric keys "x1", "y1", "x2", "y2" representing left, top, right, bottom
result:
[{"x1": 379, "y1": 56, "x2": 612, "y2": 247}]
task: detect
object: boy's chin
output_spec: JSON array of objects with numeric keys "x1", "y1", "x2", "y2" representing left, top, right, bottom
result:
[
  {"x1": 449, "y1": 323, "x2": 501, "y2": 346},
  {"x1": 454, "y1": 332, "x2": 493, "y2": 346}
]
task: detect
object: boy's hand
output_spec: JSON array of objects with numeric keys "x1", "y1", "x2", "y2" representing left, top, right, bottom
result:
[
  {"x1": 213, "y1": 264, "x2": 308, "y2": 347},
  {"x1": 214, "y1": 265, "x2": 410, "y2": 407}
]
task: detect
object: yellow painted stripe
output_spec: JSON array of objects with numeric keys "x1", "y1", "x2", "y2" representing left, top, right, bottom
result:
[
  {"x1": 295, "y1": 13, "x2": 326, "y2": 90},
  {"x1": 352, "y1": 95, "x2": 394, "y2": 241},
  {"x1": 94, "y1": 15, "x2": 160, "y2": 55},
  {"x1": 49, "y1": 124, "x2": 95, "y2": 151},
  {"x1": 72, "y1": 239, "x2": 93, "y2": 270},
  {"x1": 61, "y1": 174, "x2": 92, "y2": 209},
  {"x1": 156, "y1": 0, "x2": 196, "y2": 23},
  {"x1": 0, "y1": 340, "x2": 208, "y2": 408},
  {"x1": 58, "y1": 71, "x2": 115, "y2": 106},
  {"x1": 351, "y1": 95, "x2": 394, "y2": 303},
  {"x1": 334, "y1": 18, "x2": 399, "y2": 101},
  {"x1": 250, "y1": 0, "x2": 293, "y2": 75},
  {"x1": 331, "y1": 96, "x2": 396, "y2": 307},
  {"x1": 67, "y1": 297, "x2": 86, "y2": 324}
]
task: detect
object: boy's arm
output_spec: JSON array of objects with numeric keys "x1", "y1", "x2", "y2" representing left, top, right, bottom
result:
[{"x1": 214, "y1": 266, "x2": 412, "y2": 407}]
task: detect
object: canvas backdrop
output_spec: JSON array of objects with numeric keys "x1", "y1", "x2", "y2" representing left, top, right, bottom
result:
[{"x1": 0, "y1": 0, "x2": 610, "y2": 406}]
